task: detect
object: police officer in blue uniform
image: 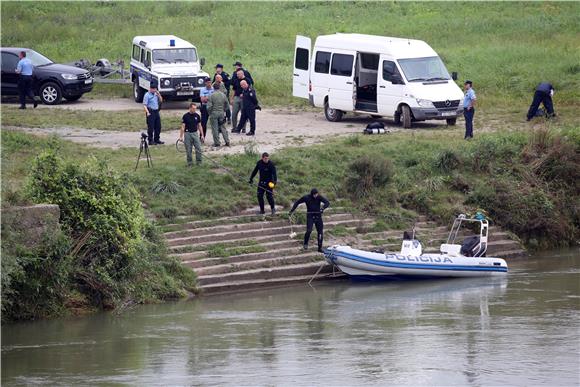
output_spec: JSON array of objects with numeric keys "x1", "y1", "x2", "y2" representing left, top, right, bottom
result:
[
  {"x1": 143, "y1": 81, "x2": 164, "y2": 145},
  {"x1": 15, "y1": 51, "x2": 38, "y2": 109},
  {"x1": 527, "y1": 82, "x2": 555, "y2": 121},
  {"x1": 235, "y1": 80, "x2": 260, "y2": 136}
]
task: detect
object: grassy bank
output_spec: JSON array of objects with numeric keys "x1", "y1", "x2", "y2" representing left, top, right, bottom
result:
[
  {"x1": 2, "y1": 2, "x2": 579, "y2": 107},
  {"x1": 3, "y1": 121, "x2": 578, "y2": 249}
]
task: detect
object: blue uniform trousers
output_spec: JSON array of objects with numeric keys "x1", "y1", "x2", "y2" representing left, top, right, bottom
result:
[
  {"x1": 146, "y1": 109, "x2": 161, "y2": 143},
  {"x1": 464, "y1": 108, "x2": 475, "y2": 138}
]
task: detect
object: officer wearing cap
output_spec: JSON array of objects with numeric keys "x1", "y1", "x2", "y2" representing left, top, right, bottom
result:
[
  {"x1": 212, "y1": 64, "x2": 231, "y2": 124},
  {"x1": 199, "y1": 77, "x2": 214, "y2": 136},
  {"x1": 230, "y1": 62, "x2": 254, "y2": 131},
  {"x1": 143, "y1": 80, "x2": 164, "y2": 145},
  {"x1": 233, "y1": 61, "x2": 253, "y2": 85},
  {"x1": 207, "y1": 83, "x2": 230, "y2": 148}
]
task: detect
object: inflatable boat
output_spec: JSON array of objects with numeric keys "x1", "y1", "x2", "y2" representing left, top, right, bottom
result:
[{"x1": 324, "y1": 214, "x2": 508, "y2": 279}]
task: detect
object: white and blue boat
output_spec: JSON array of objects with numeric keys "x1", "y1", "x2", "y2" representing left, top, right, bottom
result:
[{"x1": 324, "y1": 214, "x2": 508, "y2": 279}]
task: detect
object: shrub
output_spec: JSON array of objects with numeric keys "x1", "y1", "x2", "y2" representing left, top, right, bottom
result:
[
  {"x1": 151, "y1": 179, "x2": 183, "y2": 194},
  {"x1": 159, "y1": 206, "x2": 179, "y2": 220},
  {"x1": 345, "y1": 155, "x2": 394, "y2": 198},
  {"x1": 1, "y1": 229, "x2": 72, "y2": 321},
  {"x1": 434, "y1": 149, "x2": 460, "y2": 172},
  {"x1": 22, "y1": 148, "x2": 196, "y2": 314}
]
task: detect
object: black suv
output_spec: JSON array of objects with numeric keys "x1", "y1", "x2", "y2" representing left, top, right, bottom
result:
[{"x1": 1, "y1": 47, "x2": 93, "y2": 105}]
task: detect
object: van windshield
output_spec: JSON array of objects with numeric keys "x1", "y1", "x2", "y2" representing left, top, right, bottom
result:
[
  {"x1": 397, "y1": 56, "x2": 450, "y2": 82},
  {"x1": 153, "y1": 48, "x2": 197, "y2": 64}
]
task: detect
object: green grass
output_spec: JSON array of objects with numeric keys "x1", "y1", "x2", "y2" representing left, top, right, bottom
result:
[
  {"x1": 206, "y1": 244, "x2": 266, "y2": 258},
  {"x1": 1, "y1": 106, "x2": 182, "y2": 131},
  {"x1": 2, "y1": 2, "x2": 579, "y2": 107},
  {"x1": 170, "y1": 239, "x2": 260, "y2": 254}
]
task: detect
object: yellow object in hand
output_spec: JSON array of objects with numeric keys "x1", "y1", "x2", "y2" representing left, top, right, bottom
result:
[{"x1": 268, "y1": 182, "x2": 275, "y2": 189}]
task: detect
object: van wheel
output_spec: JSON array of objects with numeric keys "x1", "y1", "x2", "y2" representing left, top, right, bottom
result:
[
  {"x1": 324, "y1": 102, "x2": 343, "y2": 122},
  {"x1": 134, "y1": 80, "x2": 145, "y2": 103},
  {"x1": 402, "y1": 105, "x2": 412, "y2": 128},
  {"x1": 40, "y1": 82, "x2": 62, "y2": 105},
  {"x1": 446, "y1": 118, "x2": 457, "y2": 126},
  {"x1": 394, "y1": 111, "x2": 401, "y2": 126}
]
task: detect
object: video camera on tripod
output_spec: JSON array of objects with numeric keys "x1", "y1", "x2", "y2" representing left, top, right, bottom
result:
[{"x1": 135, "y1": 131, "x2": 153, "y2": 171}]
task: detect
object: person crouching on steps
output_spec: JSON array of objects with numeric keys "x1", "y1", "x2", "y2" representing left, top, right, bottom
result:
[
  {"x1": 249, "y1": 152, "x2": 277, "y2": 215},
  {"x1": 179, "y1": 103, "x2": 204, "y2": 166},
  {"x1": 288, "y1": 188, "x2": 330, "y2": 253}
]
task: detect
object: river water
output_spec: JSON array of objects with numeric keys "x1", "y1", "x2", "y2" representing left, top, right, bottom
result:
[{"x1": 2, "y1": 250, "x2": 579, "y2": 386}]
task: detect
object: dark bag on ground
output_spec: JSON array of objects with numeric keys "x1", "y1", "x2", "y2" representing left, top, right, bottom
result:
[{"x1": 363, "y1": 121, "x2": 387, "y2": 135}]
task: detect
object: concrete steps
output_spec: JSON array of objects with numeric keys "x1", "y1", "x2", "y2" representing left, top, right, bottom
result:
[
  {"x1": 164, "y1": 213, "x2": 355, "y2": 239},
  {"x1": 198, "y1": 261, "x2": 331, "y2": 286},
  {"x1": 162, "y1": 209, "x2": 526, "y2": 296},
  {"x1": 195, "y1": 252, "x2": 322, "y2": 276},
  {"x1": 166, "y1": 218, "x2": 372, "y2": 247}
]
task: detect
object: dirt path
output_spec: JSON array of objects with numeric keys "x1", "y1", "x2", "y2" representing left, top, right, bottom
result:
[{"x1": 3, "y1": 98, "x2": 454, "y2": 152}]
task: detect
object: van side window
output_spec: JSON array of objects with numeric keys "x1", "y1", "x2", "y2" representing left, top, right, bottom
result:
[
  {"x1": 314, "y1": 51, "x2": 331, "y2": 73},
  {"x1": 382, "y1": 60, "x2": 401, "y2": 83},
  {"x1": 132, "y1": 45, "x2": 141, "y2": 61},
  {"x1": 295, "y1": 48, "x2": 309, "y2": 71},
  {"x1": 331, "y1": 54, "x2": 354, "y2": 77},
  {"x1": 140, "y1": 48, "x2": 146, "y2": 64}
]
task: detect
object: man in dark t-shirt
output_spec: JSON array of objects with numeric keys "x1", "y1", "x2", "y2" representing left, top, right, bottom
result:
[{"x1": 179, "y1": 103, "x2": 204, "y2": 166}]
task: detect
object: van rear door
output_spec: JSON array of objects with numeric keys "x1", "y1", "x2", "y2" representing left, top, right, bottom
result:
[{"x1": 293, "y1": 35, "x2": 311, "y2": 99}]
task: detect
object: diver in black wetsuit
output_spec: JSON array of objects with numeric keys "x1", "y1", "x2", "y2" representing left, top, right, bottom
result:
[
  {"x1": 249, "y1": 152, "x2": 277, "y2": 215},
  {"x1": 288, "y1": 188, "x2": 330, "y2": 253}
]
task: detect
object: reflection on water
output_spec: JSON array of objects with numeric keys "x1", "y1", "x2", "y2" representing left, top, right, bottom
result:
[{"x1": 2, "y1": 249, "x2": 579, "y2": 385}]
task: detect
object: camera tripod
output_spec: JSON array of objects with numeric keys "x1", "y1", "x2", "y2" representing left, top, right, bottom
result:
[{"x1": 135, "y1": 135, "x2": 153, "y2": 171}]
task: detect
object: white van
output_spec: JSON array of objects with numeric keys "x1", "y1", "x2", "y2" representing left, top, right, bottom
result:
[
  {"x1": 293, "y1": 33, "x2": 464, "y2": 128},
  {"x1": 131, "y1": 35, "x2": 209, "y2": 103}
]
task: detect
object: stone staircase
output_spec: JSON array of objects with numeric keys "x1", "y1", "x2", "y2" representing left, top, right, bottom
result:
[{"x1": 161, "y1": 211, "x2": 526, "y2": 295}]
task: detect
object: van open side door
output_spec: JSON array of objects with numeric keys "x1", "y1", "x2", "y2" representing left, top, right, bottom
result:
[{"x1": 293, "y1": 35, "x2": 311, "y2": 99}]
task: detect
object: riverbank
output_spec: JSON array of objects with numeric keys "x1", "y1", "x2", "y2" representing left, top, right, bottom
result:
[{"x1": 2, "y1": 106, "x2": 578, "y2": 321}]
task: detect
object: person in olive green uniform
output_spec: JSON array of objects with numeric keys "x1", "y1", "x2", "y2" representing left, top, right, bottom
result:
[
  {"x1": 213, "y1": 74, "x2": 227, "y2": 95},
  {"x1": 179, "y1": 103, "x2": 204, "y2": 166},
  {"x1": 207, "y1": 83, "x2": 230, "y2": 147}
]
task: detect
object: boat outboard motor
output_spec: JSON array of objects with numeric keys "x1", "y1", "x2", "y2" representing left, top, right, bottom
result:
[
  {"x1": 460, "y1": 236, "x2": 481, "y2": 257},
  {"x1": 400, "y1": 238, "x2": 422, "y2": 257}
]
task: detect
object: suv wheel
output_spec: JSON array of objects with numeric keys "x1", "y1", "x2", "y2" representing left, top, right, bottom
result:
[
  {"x1": 40, "y1": 82, "x2": 62, "y2": 105},
  {"x1": 134, "y1": 80, "x2": 145, "y2": 103},
  {"x1": 324, "y1": 102, "x2": 343, "y2": 122}
]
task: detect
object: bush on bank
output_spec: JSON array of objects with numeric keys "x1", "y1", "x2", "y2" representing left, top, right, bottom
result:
[{"x1": 1, "y1": 143, "x2": 196, "y2": 322}]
